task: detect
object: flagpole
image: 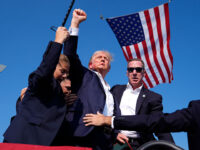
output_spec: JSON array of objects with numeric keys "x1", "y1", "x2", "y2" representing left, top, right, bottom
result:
[
  {"x1": 61, "y1": 0, "x2": 75, "y2": 26},
  {"x1": 50, "y1": 0, "x2": 75, "y2": 32}
]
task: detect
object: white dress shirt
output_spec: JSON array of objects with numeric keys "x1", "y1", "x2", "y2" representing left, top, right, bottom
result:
[
  {"x1": 69, "y1": 27, "x2": 79, "y2": 36},
  {"x1": 94, "y1": 71, "x2": 114, "y2": 116},
  {"x1": 119, "y1": 83, "x2": 142, "y2": 138}
]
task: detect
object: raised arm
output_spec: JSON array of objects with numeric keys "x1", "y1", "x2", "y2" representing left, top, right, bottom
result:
[
  {"x1": 63, "y1": 9, "x2": 87, "y2": 93},
  {"x1": 29, "y1": 27, "x2": 69, "y2": 91}
]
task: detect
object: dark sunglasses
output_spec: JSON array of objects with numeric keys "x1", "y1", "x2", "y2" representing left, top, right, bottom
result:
[{"x1": 127, "y1": 67, "x2": 143, "y2": 73}]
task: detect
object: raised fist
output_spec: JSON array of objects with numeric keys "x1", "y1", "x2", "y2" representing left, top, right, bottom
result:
[{"x1": 71, "y1": 9, "x2": 87, "y2": 28}]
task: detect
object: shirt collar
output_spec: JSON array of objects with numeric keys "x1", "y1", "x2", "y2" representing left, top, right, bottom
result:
[
  {"x1": 93, "y1": 70, "x2": 110, "y2": 89},
  {"x1": 127, "y1": 83, "x2": 143, "y2": 93}
]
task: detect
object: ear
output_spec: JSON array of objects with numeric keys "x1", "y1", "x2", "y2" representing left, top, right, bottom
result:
[
  {"x1": 143, "y1": 69, "x2": 146, "y2": 76},
  {"x1": 126, "y1": 70, "x2": 129, "y2": 77},
  {"x1": 89, "y1": 62, "x2": 93, "y2": 69}
]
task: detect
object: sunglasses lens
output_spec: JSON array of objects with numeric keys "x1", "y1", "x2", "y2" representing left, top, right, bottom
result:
[
  {"x1": 135, "y1": 68, "x2": 142, "y2": 72},
  {"x1": 127, "y1": 68, "x2": 133, "y2": 72},
  {"x1": 127, "y1": 67, "x2": 143, "y2": 73}
]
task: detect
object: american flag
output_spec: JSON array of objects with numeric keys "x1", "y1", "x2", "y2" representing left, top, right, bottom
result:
[{"x1": 106, "y1": 3, "x2": 173, "y2": 88}]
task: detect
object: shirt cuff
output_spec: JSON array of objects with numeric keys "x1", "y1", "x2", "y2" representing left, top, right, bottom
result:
[
  {"x1": 111, "y1": 116, "x2": 115, "y2": 129},
  {"x1": 69, "y1": 27, "x2": 79, "y2": 36}
]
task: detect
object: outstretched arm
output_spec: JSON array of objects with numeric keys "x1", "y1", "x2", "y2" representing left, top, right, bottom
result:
[
  {"x1": 83, "y1": 112, "x2": 112, "y2": 126},
  {"x1": 29, "y1": 27, "x2": 69, "y2": 91},
  {"x1": 83, "y1": 106, "x2": 195, "y2": 133}
]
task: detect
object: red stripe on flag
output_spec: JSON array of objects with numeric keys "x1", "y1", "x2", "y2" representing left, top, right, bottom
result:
[
  {"x1": 125, "y1": 46, "x2": 134, "y2": 59},
  {"x1": 154, "y1": 6, "x2": 171, "y2": 82},
  {"x1": 143, "y1": 81, "x2": 148, "y2": 89},
  {"x1": 144, "y1": 10, "x2": 166, "y2": 83},
  {"x1": 134, "y1": 44, "x2": 153, "y2": 88},
  {"x1": 122, "y1": 48, "x2": 129, "y2": 61},
  {"x1": 164, "y1": 3, "x2": 173, "y2": 81},
  {"x1": 142, "y1": 40, "x2": 159, "y2": 85},
  {"x1": 144, "y1": 73, "x2": 154, "y2": 88},
  {"x1": 134, "y1": 44, "x2": 141, "y2": 58}
]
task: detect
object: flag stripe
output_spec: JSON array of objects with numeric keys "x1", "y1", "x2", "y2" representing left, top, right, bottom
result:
[
  {"x1": 126, "y1": 46, "x2": 134, "y2": 59},
  {"x1": 142, "y1": 40, "x2": 159, "y2": 85},
  {"x1": 155, "y1": 6, "x2": 171, "y2": 82},
  {"x1": 121, "y1": 47, "x2": 129, "y2": 61},
  {"x1": 134, "y1": 44, "x2": 154, "y2": 88},
  {"x1": 143, "y1": 78, "x2": 150, "y2": 89},
  {"x1": 139, "y1": 11, "x2": 159, "y2": 86},
  {"x1": 164, "y1": 3, "x2": 173, "y2": 81},
  {"x1": 159, "y1": 4, "x2": 173, "y2": 82},
  {"x1": 150, "y1": 7, "x2": 169, "y2": 83},
  {"x1": 149, "y1": 7, "x2": 168, "y2": 83},
  {"x1": 134, "y1": 44, "x2": 142, "y2": 58},
  {"x1": 144, "y1": 9, "x2": 166, "y2": 83}
]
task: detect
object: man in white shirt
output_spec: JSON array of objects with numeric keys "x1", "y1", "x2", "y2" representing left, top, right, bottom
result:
[
  {"x1": 88, "y1": 50, "x2": 115, "y2": 117},
  {"x1": 63, "y1": 9, "x2": 120, "y2": 150}
]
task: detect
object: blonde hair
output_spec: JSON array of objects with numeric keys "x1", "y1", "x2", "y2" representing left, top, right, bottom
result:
[
  {"x1": 88, "y1": 50, "x2": 113, "y2": 67},
  {"x1": 59, "y1": 54, "x2": 70, "y2": 68}
]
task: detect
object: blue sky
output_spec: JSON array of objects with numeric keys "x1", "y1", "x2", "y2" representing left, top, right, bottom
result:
[{"x1": 0, "y1": 0, "x2": 200, "y2": 149}]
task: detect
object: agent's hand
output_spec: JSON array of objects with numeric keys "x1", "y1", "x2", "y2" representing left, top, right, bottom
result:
[
  {"x1": 64, "y1": 93, "x2": 78, "y2": 107},
  {"x1": 55, "y1": 27, "x2": 69, "y2": 44},
  {"x1": 71, "y1": 9, "x2": 87, "y2": 28},
  {"x1": 20, "y1": 87, "x2": 27, "y2": 101},
  {"x1": 116, "y1": 133, "x2": 129, "y2": 144},
  {"x1": 83, "y1": 112, "x2": 112, "y2": 126}
]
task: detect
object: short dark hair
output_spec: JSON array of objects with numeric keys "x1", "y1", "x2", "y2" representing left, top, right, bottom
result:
[{"x1": 127, "y1": 58, "x2": 145, "y2": 69}]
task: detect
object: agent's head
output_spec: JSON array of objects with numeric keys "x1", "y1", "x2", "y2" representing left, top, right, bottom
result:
[
  {"x1": 60, "y1": 78, "x2": 71, "y2": 96},
  {"x1": 127, "y1": 58, "x2": 146, "y2": 90},
  {"x1": 54, "y1": 54, "x2": 70, "y2": 82},
  {"x1": 88, "y1": 51, "x2": 112, "y2": 78}
]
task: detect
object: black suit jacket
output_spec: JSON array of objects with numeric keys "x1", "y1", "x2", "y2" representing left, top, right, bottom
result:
[
  {"x1": 114, "y1": 100, "x2": 200, "y2": 150},
  {"x1": 3, "y1": 42, "x2": 66, "y2": 146},
  {"x1": 111, "y1": 85, "x2": 174, "y2": 143}
]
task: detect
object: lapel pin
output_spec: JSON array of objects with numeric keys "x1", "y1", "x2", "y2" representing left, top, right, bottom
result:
[{"x1": 142, "y1": 94, "x2": 146, "y2": 98}]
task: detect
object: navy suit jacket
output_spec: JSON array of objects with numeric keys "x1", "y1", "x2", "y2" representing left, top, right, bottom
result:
[
  {"x1": 3, "y1": 42, "x2": 66, "y2": 146},
  {"x1": 114, "y1": 100, "x2": 200, "y2": 150},
  {"x1": 63, "y1": 36, "x2": 120, "y2": 137},
  {"x1": 111, "y1": 85, "x2": 174, "y2": 143}
]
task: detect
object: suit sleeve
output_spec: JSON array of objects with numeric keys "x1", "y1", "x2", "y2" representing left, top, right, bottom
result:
[
  {"x1": 147, "y1": 94, "x2": 175, "y2": 142},
  {"x1": 63, "y1": 36, "x2": 85, "y2": 93},
  {"x1": 28, "y1": 41, "x2": 63, "y2": 94},
  {"x1": 111, "y1": 87, "x2": 122, "y2": 142},
  {"x1": 114, "y1": 106, "x2": 194, "y2": 133}
]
